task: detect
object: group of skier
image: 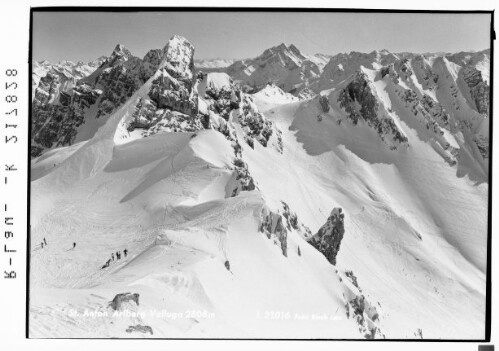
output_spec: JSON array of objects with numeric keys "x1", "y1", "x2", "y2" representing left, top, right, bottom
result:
[
  {"x1": 37, "y1": 237, "x2": 129, "y2": 270},
  {"x1": 38, "y1": 238, "x2": 75, "y2": 251},
  {"x1": 101, "y1": 248, "x2": 128, "y2": 269}
]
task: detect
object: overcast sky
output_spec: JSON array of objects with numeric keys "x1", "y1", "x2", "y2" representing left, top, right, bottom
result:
[{"x1": 33, "y1": 11, "x2": 492, "y2": 63}]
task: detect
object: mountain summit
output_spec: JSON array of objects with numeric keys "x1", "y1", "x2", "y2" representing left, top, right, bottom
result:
[{"x1": 226, "y1": 43, "x2": 330, "y2": 95}]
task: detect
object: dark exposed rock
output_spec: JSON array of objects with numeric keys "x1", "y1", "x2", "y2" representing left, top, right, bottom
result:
[
  {"x1": 338, "y1": 71, "x2": 408, "y2": 148},
  {"x1": 31, "y1": 104, "x2": 85, "y2": 156},
  {"x1": 308, "y1": 207, "x2": 345, "y2": 265},
  {"x1": 397, "y1": 58, "x2": 413, "y2": 77},
  {"x1": 195, "y1": 72, "x2": 281, "y2": 153},
  {"x1": 231, "y1": 158, "x2": 256, "y2": 196},
  {"x1": 473, "y1": 135, "x2": 489, "y2": 159},
  {"x1": 319, "y1": 94, "x2": 330, "y2": 113},
  {"x1": 420, "y1": 94, "x2": 449, "y2": 127},
  {"x1": 341, "y1": 271, "x2": 384, "y2": 339},
  {"x1": 345, "y1": 292, "x2": 383, "y2": 339},
  {"x1": 109, "y1": 292, "x2": 140, "y2": 311},
  {"x1": 280, "y1": 201, "x2": 312, "y2": 238},
  {"x1": 126, "y1": 37, "x2": 204, "y2": 136},
  {"x1": 281, "y1": 201, "x2": 312, "y2": 238},
  {"x1": 345, "y1": 270, "x2": 359, "y2": 289},
  {"x1": 473, "y1": 134, "x2": 490, "y2": 159},
  {"x1": 148, "y1": 71, "x2": 197, "y2": 117},
  {"x1": 238, "y1": 95, "x2": 274, "y2": 147},
  {"x1": 205, "y1": 85, "x2": 239, "y2": 121},
  {"x1": 350, "y1": 294, "x2": 365, "y2": 317},
  {"x1": 93, "y1": 56, "x2": 145, "y2": 119},
  {"x1": 33, "y1": 72, "x2": 60, "y2": 105},
  {"x1": 31, "y1": 37, "x2": 198, "y2": 158},
  {"x1": 380, "y1": 63, "x2": 400, "y2": 82},
  {"x1": 126, "y1": 324, "x2": 153, "y2": 335},
  {"x1": 147, "y1": 38, "x2": 197, "y2": 118},
  {"x1": 32, "y1": 44, "x2": 152, "y2": 157},
  {"x1": 338, "y1": 72, "x2": 377, "y2": 125},
  {"x1": 281, "y1": 201, "x2": 299, "y2": 230},
  {"x1": 259, "y1": 208, "x2": 288, "y2": 257},
  {"x1": 396, "y1": 88, "x2": 452, "y2": 143},
  {"x1": 380, "y1": 67, "x2": 390, "y2": 79},
  {"x1": 462, "y1": 65, "x2": 489, "y2": 115},
  {"x1": 139, "y1": 49, "x2": 163, "y2": 82}
]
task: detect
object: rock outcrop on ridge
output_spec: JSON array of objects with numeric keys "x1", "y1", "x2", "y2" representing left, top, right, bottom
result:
[{"x1": 308, "y1": 208, "x2": 345, "y2": 265}]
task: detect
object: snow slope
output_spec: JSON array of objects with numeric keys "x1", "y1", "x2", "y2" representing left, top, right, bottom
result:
[
  {"x1": 251, "y1": 84, "x2": 299, "y2": 112},
  {"x1": 29, "y1": 95, "x2": 361, "y2": 338},
  {"x1": 30, "y1": 38, "x2": 489, "y2": 340},
  {"x1": 245, "y1": 91, "x2": 487, "y2": 339}
]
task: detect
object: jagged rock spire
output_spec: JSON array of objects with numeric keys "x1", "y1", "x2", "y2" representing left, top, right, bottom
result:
[{"x1": 161, "y1": 35, "x2": 195, "y2": 80}]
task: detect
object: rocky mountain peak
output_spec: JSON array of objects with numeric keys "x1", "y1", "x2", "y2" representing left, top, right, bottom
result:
[
  {"x1": 161, "y1": 35, "x2": 195, "y2": 80},
  {"x1": 107, "y1": 44, "x2": 133, "y2": 66},
  {"x1": 112, "y1": 43, "x2": 130, "y2": 54},
  {"x1": 261, "y1": 43, "x2": 305, "y2": 59},
  {"x1": 142, "y1": 48, "x2": 163, "y2": 66},
  {"x1": 259, "y1": 43, "x2": 286, "y2": 59}
]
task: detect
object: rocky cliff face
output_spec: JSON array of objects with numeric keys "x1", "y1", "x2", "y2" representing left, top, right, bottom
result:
[
  {"x1": 308, "y1": 208, "x2": 345, "y2": 265},
  {"x1": 461, "y1": 65, "x2": 489, "y2": 115},
  {"x1": 149, "y1": 36, "x2": 197, "y2": 118},
  {"x1": 194, "y1": 71, "x2": 283, "y2": 154},
  {"x1": 396, "y1": 89, "x2": 450, "y2": 135},
  {"x1": 337, "y1": 71, "x2": 408, "y2": 149},
  {"x1": 32, "y1": 58, "x2": 106, "y2": 103},
  {"x1": 31, "y1": 44, "x2": 159, "y2": 157},
  {"x1": 126, "y1": 37, "x2": 203, "y2": 137},
  {"x1": 259, "y1": 208, "x2": 288, "y2": 257},
  {"x1": 258, "y1": 201, "x2": 314, "y2": 258},
  {"x1": 230, "y1": 158, "x2": 256, "y2": 196}
]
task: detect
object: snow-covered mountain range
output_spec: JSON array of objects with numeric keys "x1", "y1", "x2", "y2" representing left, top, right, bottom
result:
[
  {"x1": 225, "y1": 43, "x2": 331, "y2": 97},
  {"x1": 30, "y1": 36, "x2": 490, "y2": 339}
]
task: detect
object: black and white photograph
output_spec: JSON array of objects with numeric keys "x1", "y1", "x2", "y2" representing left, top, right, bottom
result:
[{"x1": 23, "y1": 6, "x2": 493, "y2": 344}]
